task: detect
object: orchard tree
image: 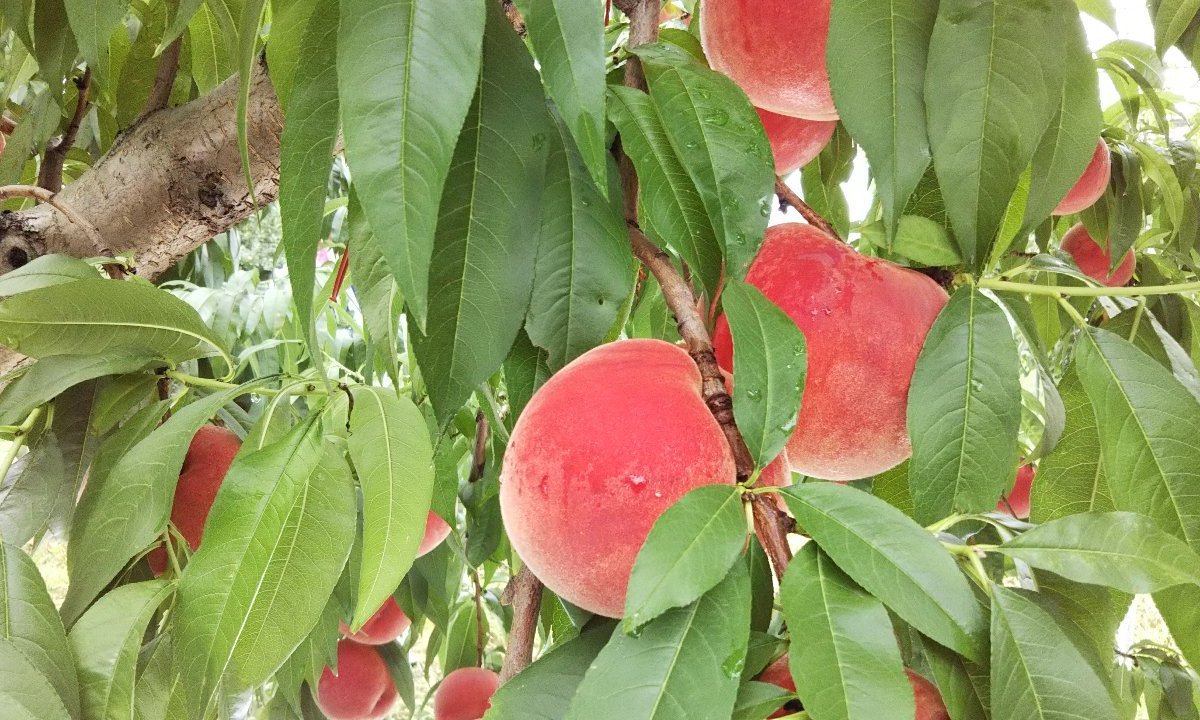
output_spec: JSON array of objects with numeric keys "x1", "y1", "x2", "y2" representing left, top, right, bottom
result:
[{"x1": 2, "y1": 0, "x2": 1200, "y2": 718}]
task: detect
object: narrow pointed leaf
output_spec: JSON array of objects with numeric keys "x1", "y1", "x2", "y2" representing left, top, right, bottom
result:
[
  {"x1": 64, "y1": 0, "x2": 128, "y2": 84},
  {"x1": 1031, "y1": 369, "x2": 1112, "y2": 523},
  {"x1": 1154, "y1": 0, "x2": 1200, "y2": 55},
  {"x1": 0, "y1": 353, "x2": 154, "y2": 426},
  {"x1": 731, "y1": 682, "x2": 792, "y2": 720},
  {"x1": 338, "y1": 0, "x2": 485, "y2": 329},
  {"x1": 0, "y1": 255, "x2": 97, "y2": 296}
]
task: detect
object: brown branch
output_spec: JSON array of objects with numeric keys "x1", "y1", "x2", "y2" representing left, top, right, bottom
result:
[
  {"x1": 775, "y1": 177, "x2": 842, "y2": 241},
  {"x1": 501, "y1": 0, "x2": 526, "y2": 37},
  {"x1": 498, "y1": 566, "x2": 542, "y2": 683},
  {"x1": 142, "y1": 37, "x2": 183, "y2": 119},
  {"x1": 468, "y1": 411, "x2": 489, "y2": 483},
  {"x1": 39, "y1": 68, "x2": 92, "y2": 194}
]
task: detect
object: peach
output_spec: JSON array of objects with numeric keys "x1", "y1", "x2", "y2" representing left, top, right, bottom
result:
[
  {"x1": 997, "y1": 464, "x2": 1035, "y2": 519},
  {"x1": 1053, "y1": 139, "x2": 1111, "y2": 216},
  {"x1": 757, "y1": 107, "x2": 836, "y2": 175},
  {"x1": 340, "y1": 597, "x2": 411, "y2": 645},
  {"x1": 1061, "y1": 224, "x2": 1135, "y2": 287},
  {"x1": 148, "y1": 425, "x2": 241, "y2": 575},
  {"x1": 419, "y1": 511, "x2": 452, "y2": 557},
  {"x1": 701, "y1": 0, "x2": 836, "y2": 120},
  {"x1": 434, "y1": 667, "x2": 499, "y2": 720},
  {"x1": 757, "y1": 656, "x2": 798, "y2": 718},
  {"x1": 315, "y1": 641, "x2": 398, "y2": 720},
  {"x1": 714, "y1": 224, "x2": 948, "y2": 481},
  {"x1": 499, "y1": 339, "x2": 736, "y2": 617},
  {"x1": 758, "y1": 657, "x2": 949, "y2": 719}
]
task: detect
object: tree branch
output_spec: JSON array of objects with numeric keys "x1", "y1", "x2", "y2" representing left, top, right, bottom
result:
[
  {"x1": 38, "y1": 68, "x2": 93, "y2": 194},
  {"x1": 498, "y1": 566, "x2": 542, "y2": 683},
  {"x1": 142, "y1": 37, "x2": 183, "y2": 119},
  {"x1": 775, "y1": 177, "x2": 842, "y2": 241}
]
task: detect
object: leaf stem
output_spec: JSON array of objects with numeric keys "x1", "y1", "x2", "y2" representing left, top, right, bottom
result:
[
  {"x1": 978, "y1": 276, "x2": 1200, "y2": 298},
  {"x1": 1056, "y1": 295, "x2": 1089, "y2": 328}
]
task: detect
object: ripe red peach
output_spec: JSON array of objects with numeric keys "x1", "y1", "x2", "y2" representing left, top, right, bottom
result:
[
  {"x1": 434, "y1": 667, "x2": 500, "y2": 720},
  {"x1": 758, "y1": 657, "x2": 949, "y2": 719},
  {"x1": 701, "y1": 0, "x2": 836, "y2": 120},
  {"x1": 1062, "y1": 224, "x2": 1135, "y2": 287},
  {"x1": 340, "y1": 597, "x2": 411, "y2": 645},
  {"x1": 757, "y1": 656, "x2": 798, "y2": 718},
  {"x1": 1054, "y1": 139, "x2": 1111, "y2": 215},
  {"x1": 997, "y1": 464, "x2": 1035, "y2": 519},
  {"x1": 499, "y1": 339, "x2": 736, "y2": 617},
  {"x1": 148, "y1": 424, "x2": 241, "y2": 575},
  {"x1": 419, "y1": 511, "x2": 451, "y2": 557},
  {"x1": 757, "y1": 107, "x2": 836, "y2": 175},
  {"x1": 315, "y1": 641, "x2": 398, "y2": 720},
  {"x1": 714, "y1": 224, "x2": 948, "y2": 481}
]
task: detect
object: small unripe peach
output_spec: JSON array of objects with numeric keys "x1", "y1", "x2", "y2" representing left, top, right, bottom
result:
[
  {"x1": 997, "y1": 464, "x2": 1035, "y2": 519},
  {"x1": 434, "y1": 667, "x2": 499, "y2": 720},
  {"x1": 757, "y1": 107, "x2": 836, "y2": 175},
  {"x1": 1054, "y1": 139, "x2": 1111, "y2": 216},
  {"x1": 1061, "y1": 224, "x2": 1135, "y2": 287},
  {"x1": 500, "y1": 339, "x2": 736, "y2": 617},
  {"x1": 340, "y1": 597, "x2": 411, "y2": 646},
  {"x1": 315, "y1": 641, "x2": 398, "y2": 720},
  {"x1": 701, "y1": 0, "x2": 836, "y2": 120}
]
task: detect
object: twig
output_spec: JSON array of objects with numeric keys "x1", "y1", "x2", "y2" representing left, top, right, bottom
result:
[
  {"x1": 501, "y1": 0, "x2": 527, "y2": 37},
  {"x1": 468, "y1": 411, "x2": 489, "y2": 483},
  {"x1": 774, "y1": 177, "x2": 842, "y2": 241},
  {"x1": 142, "y1": 37, "x2": 183, "y2": 118},
  {"x1": 498, "y1": 566, "x2": 542, "y2": 683},
  {"x1": 39, "y1": 68, "x2": 92, "y2": 194}
]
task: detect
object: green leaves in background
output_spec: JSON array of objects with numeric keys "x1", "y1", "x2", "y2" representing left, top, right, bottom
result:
[
  {"x1": 827, "y1": 0, "x2": 938, "y2": 237},
  {"x1": 63, "y1": 0, "x2": 128, "y2": 85},
  {"x1": 780, "y1": 483, "x2": 988, "y2": 661},
  {"x1": 338, "y1": 0, "x2": 484, "y2": 330},
  {"x1": 525, "y1": 109, "x2": 633, "y2": 370},
  {"x1": 925, "y1": 0, "x2": 1073, "y2": 267},
  {"x1": 624, "y1": 485, "x2": 747, "y2": 632},
  {"x1": 411, "y1": 1, "x2": 548, "y2": 422},
  {"x1": 0, "y1": 279, "x2": 229, "y2": 366},
  {"x1": 347, "y1": 386, "x2": 435, "y2": 630},
  {"x1": 1031, "y1": 369, "x2": 1112, "y2": 523},
  {"x1": 721, "y1": 278, "x2": 807, "y2": 469},
  {"x1": 1153, "y1": 0, "x2": 1200, "y2": 55},
  {"x1": 779, "y1": 544, "x2": 914, "y2": 720},
  {"x1": 566, "y1": 562, "x2": 750, "y2": 720},
  {"x1": 908, "y1": 286, "x2": 1022, "y2": 523}
]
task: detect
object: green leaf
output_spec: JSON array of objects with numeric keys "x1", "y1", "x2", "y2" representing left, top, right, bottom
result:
[
  {"x1": 565, "y1": 562, "x2": 750, "y2": 720},
  {"x1": 0, "y1": 255, "x2": 97, "y2": 296},
  {"x1": 990, "y1": 586, "x2": 1120, "y2": 720},
  {"x1": 0, "y1": 354, "x2": 155, "y2": 426},
  {"x1": 624, "y1": 485, "x2": 747, "y2": 632},
  {"x1": 1075, "y1": 327, "x2": 1200, "y2": 550},
  {"x1": 908, "y1": 286, "x2": 1022, "y2": 523},
  {"x1": 263, "y1": 0, "x2": 317, "y2": 110},
  {"x1": 0, "y1": 542, "x2": 80, "y2": 718},
  {"x1": 0, "y1": 280, "x2": 228, "y2": 365},
  {"x1": 633, "y1": 43, "x2": 775, "y2": 283},
  {"x1": 1076, "y1": 0, "x2": 1117, "y2": 29},
  {"x1": 173, "y1": 417, "x2": 356, "y2": 707},
  {"x1": 779, "y1": 544, "x2": 914, "y2": 720},
  {"x1": 484, "y1": 622, "x2": 613, "y2": 720},
  {"x1": 187, "y1": 3, "x2": 233, "y2": 95},
  {"x1": 721, "y1": 278, "x2": 807, "y2": 469},
  {"x1": 0, "y1": 639, "x2": 73, "y2": 720},
  {"x1": 1154, "y1": 0, "x2": 1200, "y2": 55},
  {"x1": 526, "y1": 109, "x2": 633, "y2": 370},
  {"x1": 63, "y1": 0, "x2": 128, "y2": 84},
  {"x1": 348, "y1": 387, "x2": 435, "y2": 629},
  {"x1": 337, "y1": 0, "x2": 485, "y2": 330},
  {"x1": 346, "y1": 192, "x2": 402, "y2": 383},
  {"x1": 279, "y1": 0, "x2": 339, "y2": 358},
  {"x1": 511, "y1": 0, "x2": 607, "y2": 189},
  {"x1": 730, "y1": 682, "x2": 792, "y2": 720},
  {"x1": 999, "y1": 512, "x2": 1200, "y2": 593},
  {"x1": 162, "y1": 0, "x2": 204, "y2": 48},
  {"x1": 61, "y1": 382, "x2": 257, "y2": 625},
  {"x1": 0, "y1": 431, "x2": 65, "y2": 547},
  {"x1": 1037, "y1": 572, "x2": 1129, "y2": 674},
  {"x1": 32, "y1": 0, "x2": 76, "y2": 92},
  {"x1": 871, "y1": 461, "x2": 915, "y2": 517},
  {"x1": 607, "y1": 85, "x2": 722, "y2": 298},
  {"x1": 503, "y1": 329, "x2": 551, "y2": 423},
  {"x1": 411, "y1": 1, "x2": 548, "y2": 422},
  {"x1": 1031, "y1": 369, "x2": 1112, "y2": 523},
  {"x1": 69, "y1": 579, "x2": 174, "y2": 720},
  {"x1": 828, "y1": 0, "x2": 938, "y2": 236},
  {"x1": 921, "y1": 635, "x2": 990, "y2": 720},
  {"x1": 441, "y1": 600, "x2": 490, "y2": 675},
  {"x1": 925, "y1": 0, "x2": 1071, "y2": 267},
  {"x1": 889, "y1": 216, "x2": 963, "y2": 267},
  {"x1": 779, "y1": 483, "x2": 987, "y2": 662},
  {"x1": 1156, "y1": 586, "x2": 1200, "y2": 670}
]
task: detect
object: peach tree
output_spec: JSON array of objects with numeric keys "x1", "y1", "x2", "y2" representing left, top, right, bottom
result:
[{"x1": 0, "y1": 0, "x2": 1198, "y2": 718}]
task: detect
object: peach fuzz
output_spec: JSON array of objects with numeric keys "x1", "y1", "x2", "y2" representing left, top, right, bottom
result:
[
  {"x1": 315, "y1": 641, "x2": 398, "y2": 720},
  {"x1": 1062, "y1": 224, "x2": 1135, "y2": 287},
  {"x1": 701, "y1": 0, "x2": 836, "y2": 120},
  {"x1": 714, "y1": 224, "x2": 948, "y2": 481},
  {"x1": 757, "y1": 107, "x2": 836, "y2": 175},
  {"x1": 434, "y1": 667, "x2": 500, "y2": 720},
  {"x1": 997, "y1": 464, "x2": 1035, "y2": 519},
  {"x1": 340, "y1": 597, "x2": 411, "y2": 645},
  {"x1": 148, "y1": 424, "x2": 241, "y2": 575},
  {"x1": 499, "y1": 339, "x2": 736, "y2": 617},
  {"x1": 1054, "y1": 139, "x2": 1111, "y2": 215}
]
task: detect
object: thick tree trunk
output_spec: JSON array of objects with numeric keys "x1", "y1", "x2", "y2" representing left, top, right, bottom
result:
[{"x1": 0, "y1": 55, "x2": 283, "y2": 280}]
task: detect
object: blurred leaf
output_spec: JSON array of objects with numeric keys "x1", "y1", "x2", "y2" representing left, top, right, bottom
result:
[
  {"x1": 0, "y1": 354, "x2": 154, "y2": 425},
  {"x1": 1154, "y1": 0, "x2": 1200, "y2": 55},
  {"x1": 32, "y1": 0, "x2": 76, "y2": 92},
  {"x1": 779, "y1": 483, "x2": 987, "y2": 662},
  {"x1": 411, "y1": 2, "x2": 548, "y2": 422},
  {"x1": 722, "y1": 278, "x2": 807, "y2": 469},
  {"x1": 625, "y1": 485, "x2": 747, "y2": 632},
  {"x1": 1031, "y1": 369, "x2": 1112, "y2": 523},
  {"x1": 779, "y1": 544, "x2": 914, "y2": 720},
  {"x1": 908, "y1": 287, "x2": 1022, "y2": 523},
  {"x1": 484, "y1": 622, "x2": 614, "y2": 720},
  {"x1": 337, "y1": 0, "x2": 485, "y2": 330},
  {"x1": 1076, "y1": 0, "x2": 1117, "y2": 29},
  {"x1": 565, "y1": 562, "x2": 750, "y2": 720},
  {"x1": 0, "y1": 255, "x2": 97, "y2": 296}
]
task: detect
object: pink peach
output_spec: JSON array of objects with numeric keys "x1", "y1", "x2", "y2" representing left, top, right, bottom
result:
[
  {"x1": 757, "y1": 107, "x2": 836, "y2": 175},
  {"x1": 315, "y1": 641, "x2": 398, "y2": 720},
  {"x1": 434, "y1": 667, "x2": 500, "y2": 720},
  {"x1": 997, "y1": 464, "x2": 1035, "y2": 519},
  {"x1": 1062, "y1": 224, "x2": 1135, "y2": 287},
  {"x1": 1054, "y1": 139, "x2": 1111, "y2": 215},
  {"x1": 340, "y1": 597, "x2": 411, "y2": 645}
]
